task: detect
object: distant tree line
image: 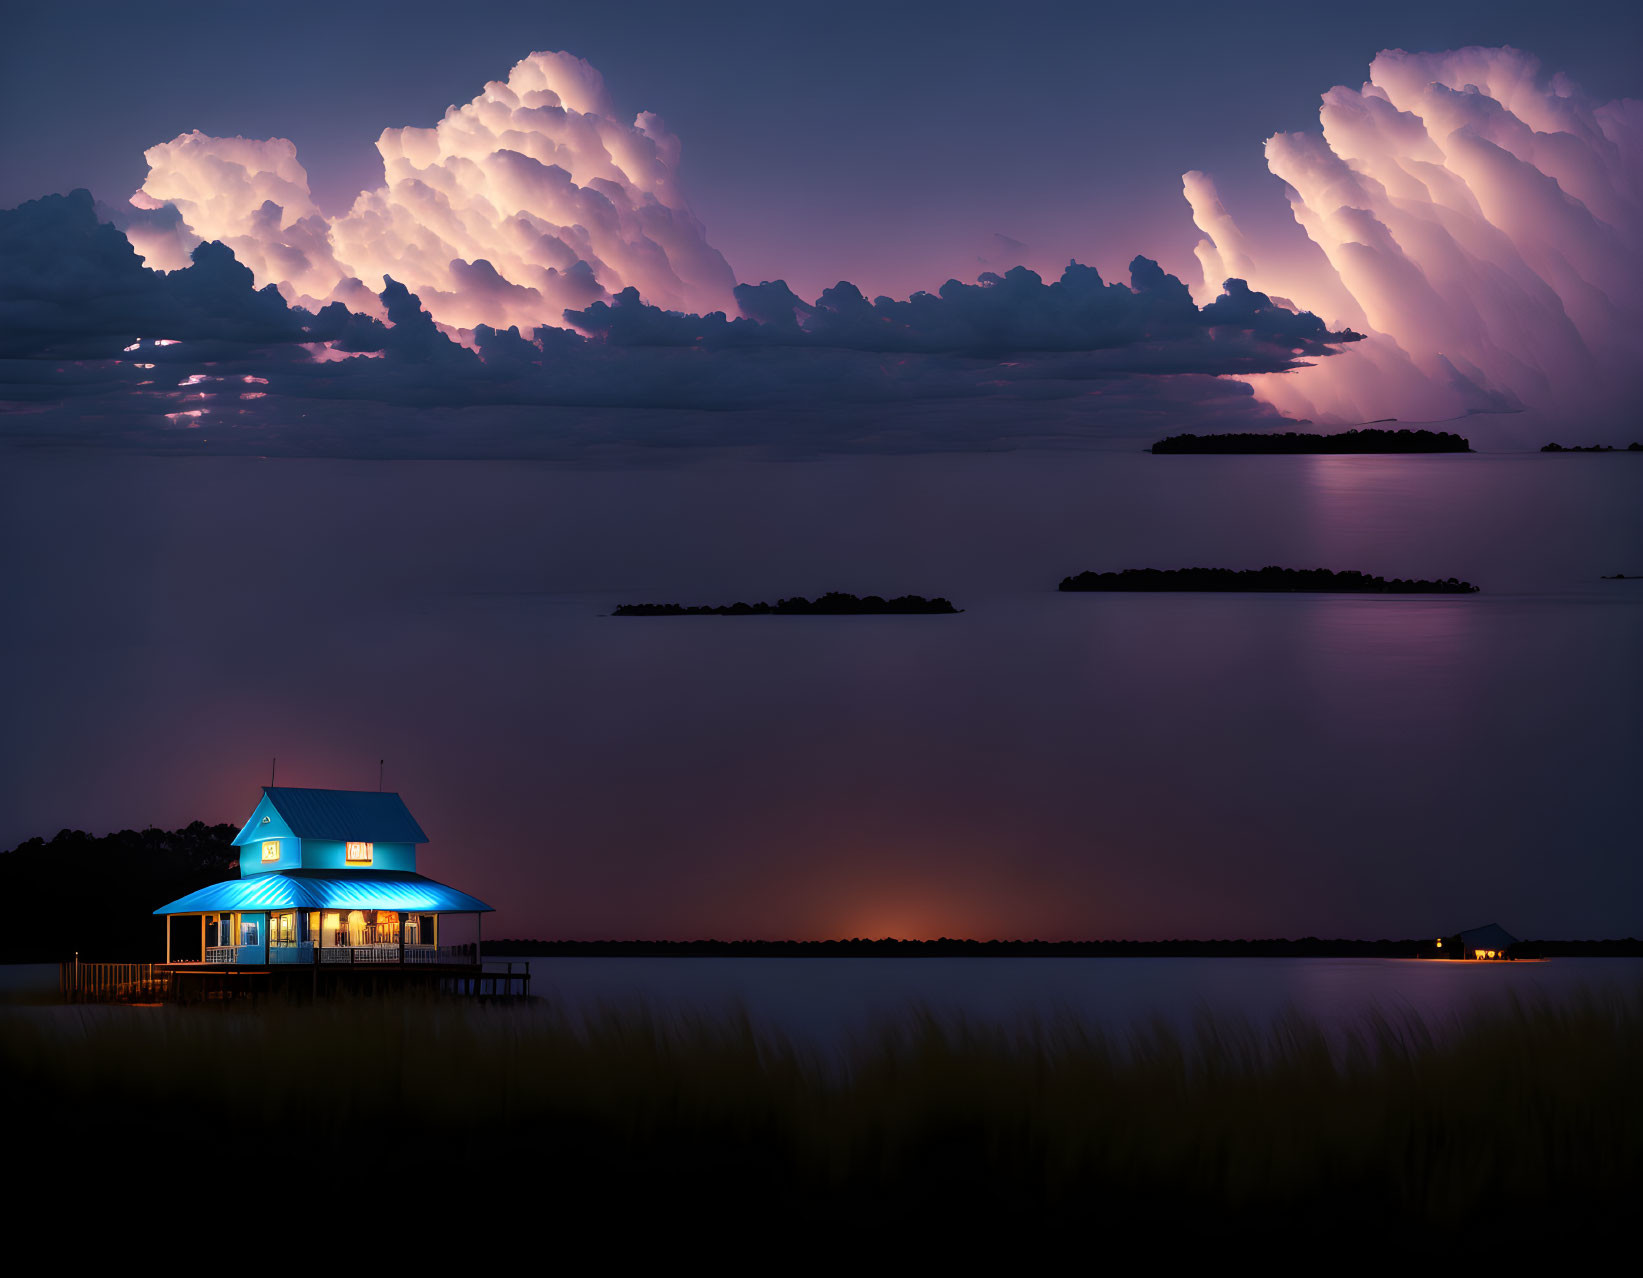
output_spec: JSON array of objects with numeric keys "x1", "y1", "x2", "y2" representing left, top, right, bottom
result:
[
  {"x1": 1508, "y1": 938, "x2": 1643, "y2": 957},
  {"x1": 480, "y1": 937, "x2": 1446, "y2": 958},
  {"x1": 1058, "y1": 566, "x2": 1480, "y2": 594},
  {"x1": 0, "y1": 823, "x2": 238, "y2": 961},
  {"x1": 613, "y1": 592, "x2": 959, "y2": 616},
  {"x1": 1541, "y1": 442, "x2": 1643, "y2": 452},
  {"x1": 1152, "y1": 428, "x2": 1471, "y2": 454}
]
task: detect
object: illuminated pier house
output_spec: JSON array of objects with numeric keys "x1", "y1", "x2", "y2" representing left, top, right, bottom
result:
[{"x1": 153, "y1": 787, "x2": 493, "y2": 967}]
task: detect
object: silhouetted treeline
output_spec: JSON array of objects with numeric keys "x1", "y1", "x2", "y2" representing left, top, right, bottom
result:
[
  {"x1": 1541, "y1": 441, "x2": 1643, "y2": 452},
  {"x1": 481, "y1": 937, "x2": 1435, "y2": 958},
  {"x1": 1152, "y1": 428, "x2": 1470, "y2": 453},
  {"x1": 1058, "y1": 566, "x2": 1480, "y2": 594},
  {"x1": 0, "y1": 823, "x2": 237, "y2": 961},
  {"x1": 613, "y1": 591, "x2": 959, "y2": 616},
  {"x1": 1509, "y1": 938, "x2": 1643, "y2": 958}
]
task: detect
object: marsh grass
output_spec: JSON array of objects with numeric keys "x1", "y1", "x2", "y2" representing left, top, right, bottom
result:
[{"x1": 3, "y1": 989, "x2": 1637, "y2": 1254}]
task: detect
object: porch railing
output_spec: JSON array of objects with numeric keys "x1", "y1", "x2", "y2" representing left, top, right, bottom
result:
[
  {"x1": 180, "y1": 943, "x2": 480, "y2": 968},
  {"x1": 318, "y1": 944, "x2": 476, "y2": 966},
  {"x1": 58, "y1": 954, "x2": 512, "y2": 1001}
]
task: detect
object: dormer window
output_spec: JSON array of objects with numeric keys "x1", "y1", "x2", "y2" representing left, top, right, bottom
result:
[
  {"x1": 261, "y1": 840, "x2": 280, "y2": 862},
  {"x1": 346, "y1": 841, "x2": 374, "y2": 863}
]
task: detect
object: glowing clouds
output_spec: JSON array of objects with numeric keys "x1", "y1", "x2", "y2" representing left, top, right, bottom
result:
[
  {"x1": 1186, "y1": 46, "x2": 1642, "y2": 428},
  {"x1": 130, "y1": 51, "x2": 738, "y2": 331},
  {"x1": 133, "y1": 132, "x2": 345, "y2": 306},
  {"x1": 1181, "y1": 171, "x2": 1254, "y2": 307}
]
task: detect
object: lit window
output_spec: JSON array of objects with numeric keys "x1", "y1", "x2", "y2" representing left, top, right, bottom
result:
[
  {"x1": 261, "y1": 840, "x2": 280, "y2": 862},
  {"x1": 346, "y1": 841, "x2": 374, "y2": 863}
]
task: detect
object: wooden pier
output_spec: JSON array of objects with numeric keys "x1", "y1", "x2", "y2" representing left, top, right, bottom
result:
[{"x1": 60, "y1": 958, "x2": 531, "y2": 1004}]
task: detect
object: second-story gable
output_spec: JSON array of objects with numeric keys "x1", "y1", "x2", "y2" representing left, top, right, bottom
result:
[
  {"x1": 232, "y1": 787, "x2": 428, "y2": 876},
  {"x1": 234, "y1": 792, "x2": 300, "y2": 875}
]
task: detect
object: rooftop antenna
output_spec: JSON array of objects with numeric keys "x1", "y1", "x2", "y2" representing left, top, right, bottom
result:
[
  {"x1": 270, "y1": 756, "x2": 277, "y2": 787},
  {"x1": 378, "y1": 759, "x2": 385, "y2": 792}
]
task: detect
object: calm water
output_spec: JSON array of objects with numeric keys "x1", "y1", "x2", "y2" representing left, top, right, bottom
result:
[
  {"x1": 7, "y1": 957, "x2": 1640, "y2": 1048},
  {"x1": 508, "y1": 955, "x2": 1643, "y2": 1045},
  {"x1": 1, "y1": 449, "x2": 1638, "y2": 939}
]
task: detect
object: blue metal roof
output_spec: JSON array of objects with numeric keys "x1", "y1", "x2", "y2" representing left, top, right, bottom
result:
[
  {"x1": 154, "y1": 870, "x2": 491, "y2": 915},
  {"x1": 233, "y1": 788, "x2": 428, "y2": 846}
]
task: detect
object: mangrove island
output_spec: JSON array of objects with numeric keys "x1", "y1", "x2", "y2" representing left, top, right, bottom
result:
[
  {"x1": 613, "y1": 591, "x2": 960, "y2": 616},
  {"x1": 1152, "y1": 427, "x2": 1471, "y2": 453},
  {"x1": 1541, "y1": 441, "x2": 1642, "y2": 452},
  {"x1": 1058, "y1": 567, "x2": 1480, "y2": 594}
]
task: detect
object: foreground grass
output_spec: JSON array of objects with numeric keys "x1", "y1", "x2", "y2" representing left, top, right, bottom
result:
[{"x1": 3, "y1": 991, "x2": 1638, "y2": 1255}]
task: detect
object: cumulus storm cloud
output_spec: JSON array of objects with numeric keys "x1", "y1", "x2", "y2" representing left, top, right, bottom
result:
[
  {"x1": 126, "y1": 52, "x2": 738, "y2": 327},
  {"x1": 1185, "y1": 46, "x2": 1642, "y2": 426},
  {"x1": 1, "y1": 45, "x2": 1637, "y2": 457}
]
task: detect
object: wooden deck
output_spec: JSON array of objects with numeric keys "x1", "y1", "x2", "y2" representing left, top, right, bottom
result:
[{"x1": 60, "y1": 959, "x2": 531, "y2": 1004}]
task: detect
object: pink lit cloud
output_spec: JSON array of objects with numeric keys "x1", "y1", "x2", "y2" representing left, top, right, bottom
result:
[
  {"x1": 126, "y1": 52, "x2": 738, "y2": 330},
  {"x1": 1185, "y1": 47, "x2": 1642, "y2": 428}
]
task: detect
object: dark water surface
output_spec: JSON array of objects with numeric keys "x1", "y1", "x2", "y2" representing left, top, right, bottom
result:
[
  {"x1": 7, "y1": 956, "x2": 1639, "y2": 1050},
  {"x1": 1, "y1": 449, "x2": 1638, "y2": 939},
  {"x1": 513, "y1": 954, "x2": 1643, "y2": 1046}
]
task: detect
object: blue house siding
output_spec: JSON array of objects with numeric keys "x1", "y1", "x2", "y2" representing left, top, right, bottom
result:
[
  {"x1": 239, "y1": 837, "x2": 418, "y2": 875},
  {"x1": 240, "y1": 836, "x2": 296, "y2": 877},
  {"x1": 300, "y1": 840, "x2": 418, "y2": 872},
  {"x1": 237, "y1": 912, "x2": 267, "y2": 964}
]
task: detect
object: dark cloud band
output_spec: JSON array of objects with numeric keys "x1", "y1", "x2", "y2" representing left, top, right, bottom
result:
[{"x1": 0, "y1": 191, "x2": 1361, "y2": 459}]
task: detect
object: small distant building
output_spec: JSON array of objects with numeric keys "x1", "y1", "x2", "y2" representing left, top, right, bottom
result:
[
  {"x1": 153, "y1": 787, "x2": 493, "y2": 967},
  {"x1": 1445, "y1": 923, "x2": 1519, "y2": 960}
]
